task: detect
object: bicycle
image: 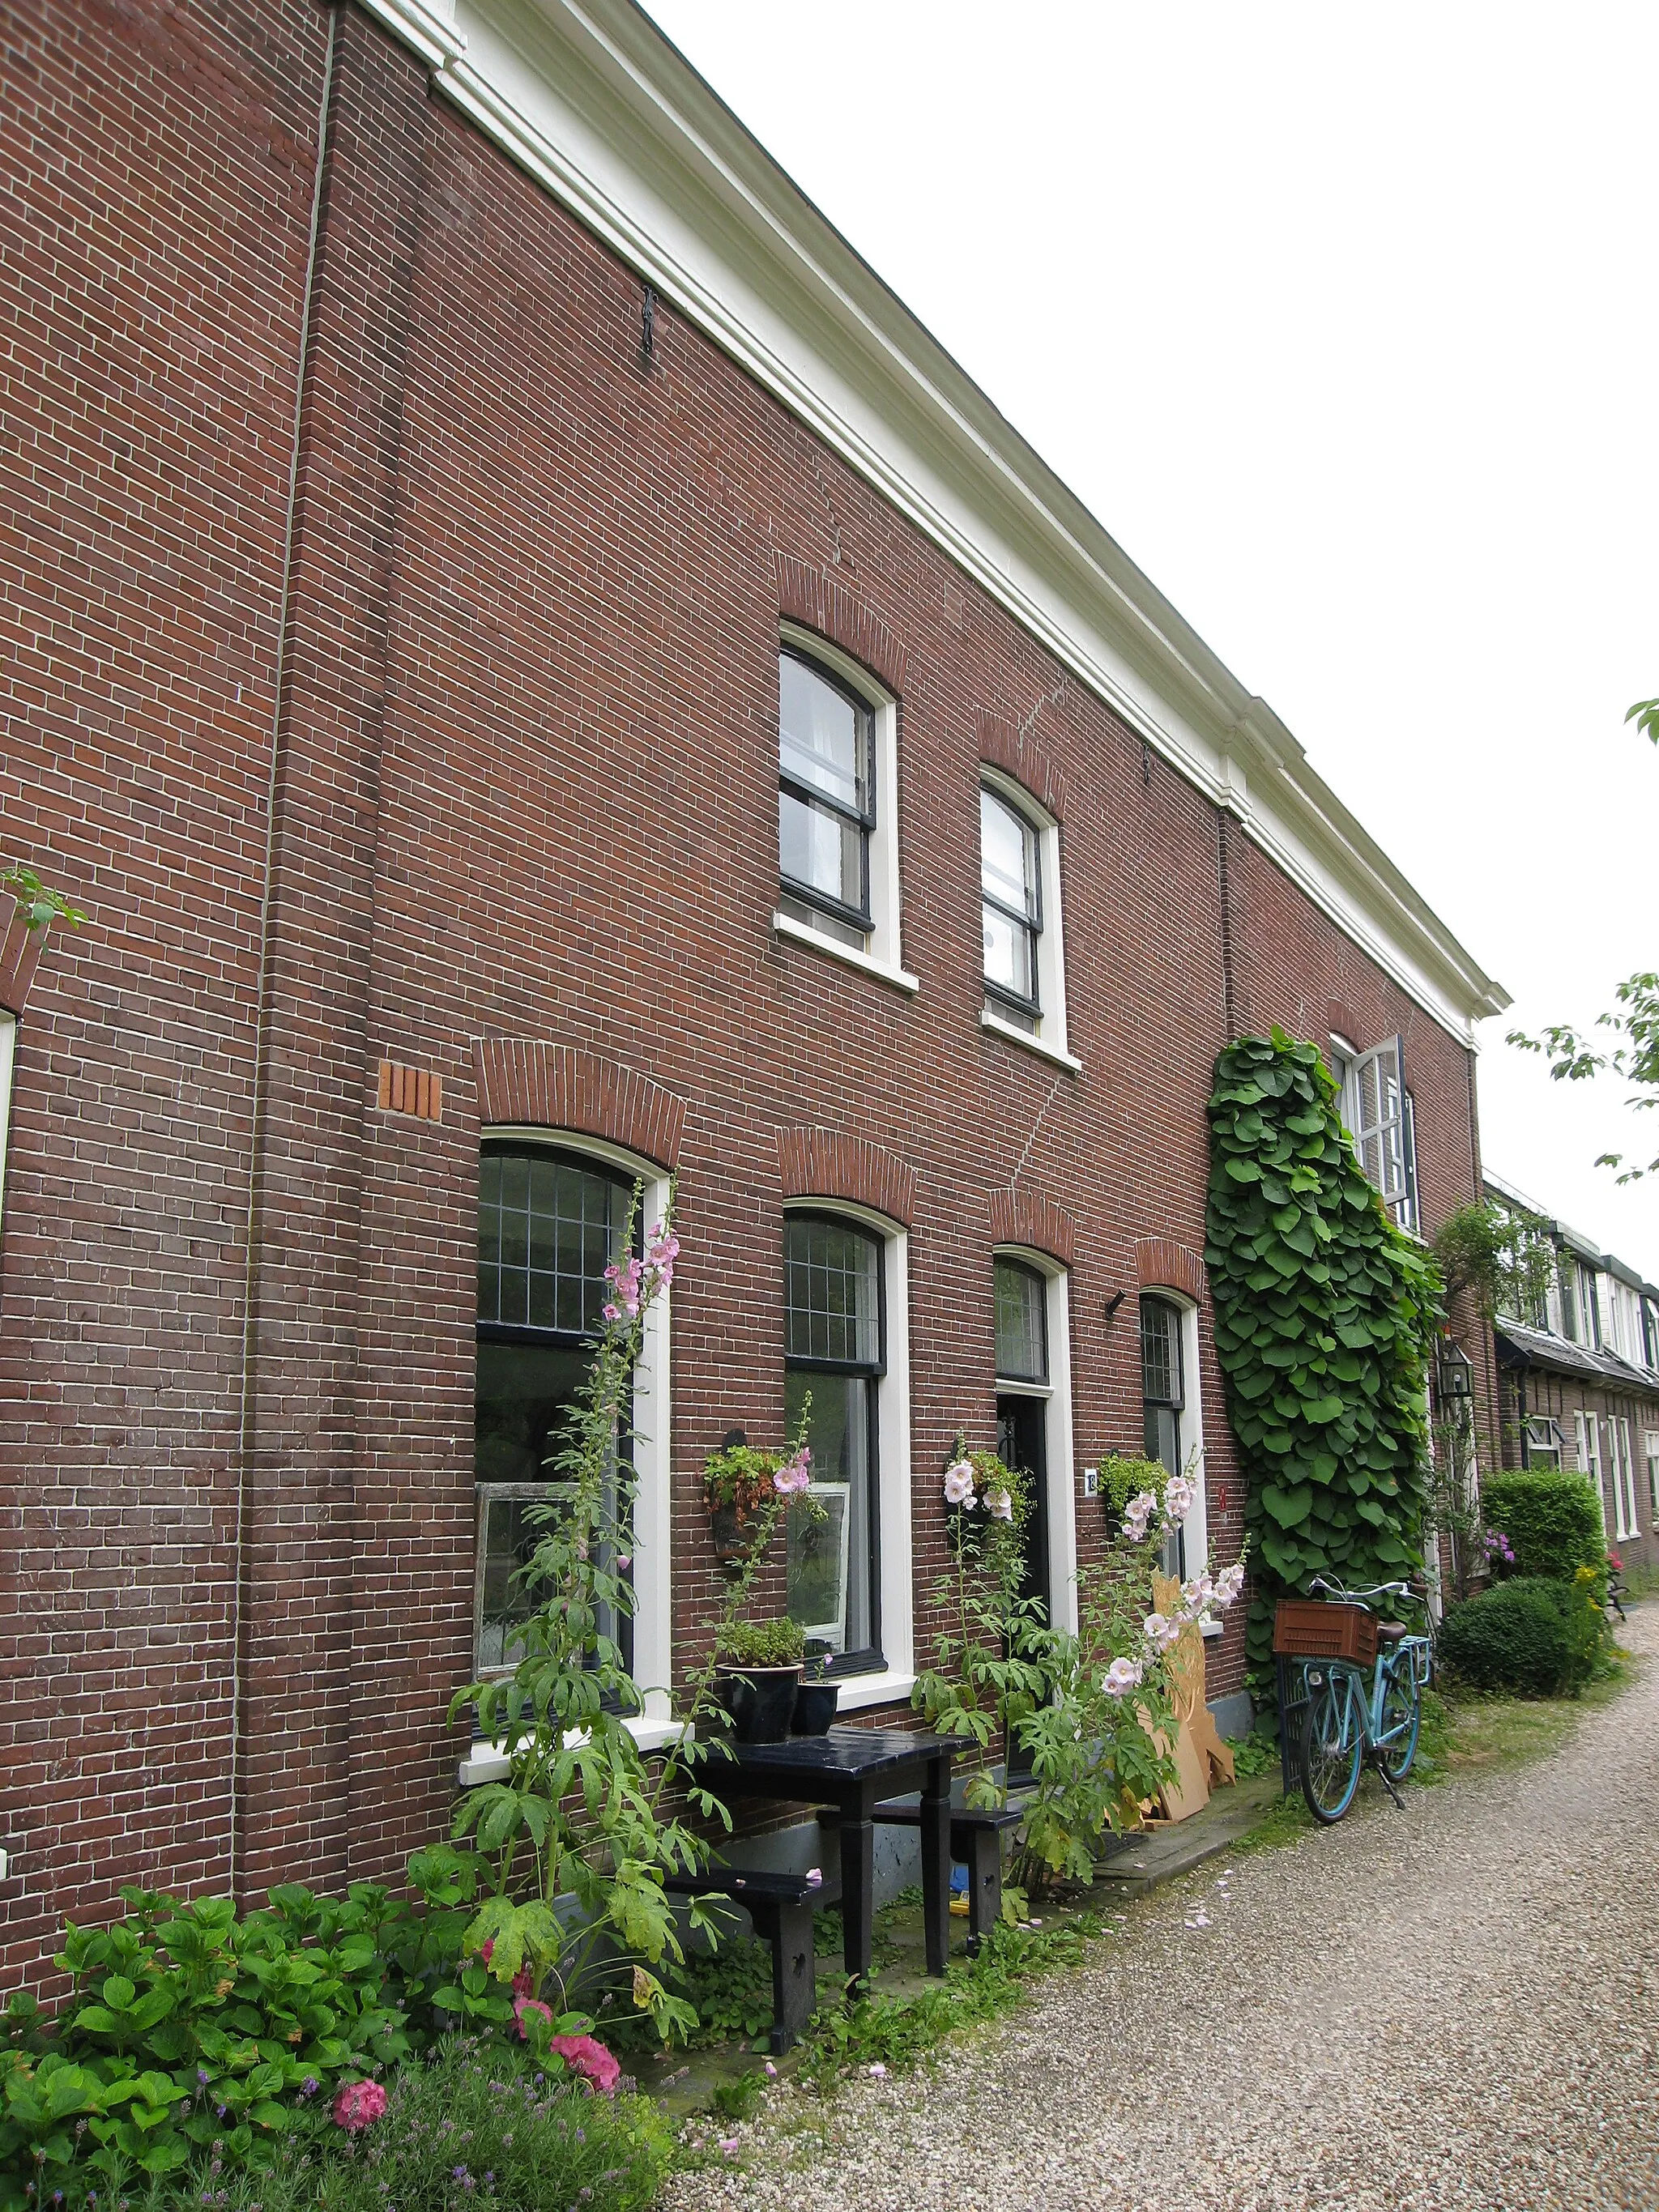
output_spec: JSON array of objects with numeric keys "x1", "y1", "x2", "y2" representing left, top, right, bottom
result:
[{"x1": 1285, "y1": 1575, "x2": 1434, "y2": 1825}]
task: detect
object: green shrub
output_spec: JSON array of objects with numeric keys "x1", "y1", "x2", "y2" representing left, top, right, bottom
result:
[
  {"x1": 1439, "y1": 1575, "x2": 1609, "y2": 1696},
  {"x1": 1479, "y1": 1470, "x2": 1606, "y2": 1587}
]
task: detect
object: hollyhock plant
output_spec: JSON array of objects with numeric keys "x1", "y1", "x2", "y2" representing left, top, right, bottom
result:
[
  {"x1": 1162, "y1": 1473, "x2": 1196, "y2": 1525},
  {"x1": 548, "y1": 2034, "x2": 621, "y2": 2095},
  {"x1": 943, "y1": 1460, "x2": 978, "y2": 1509},
  {"x1": 332, "y1": 2080, "x2": 388, "y2": 2133}
]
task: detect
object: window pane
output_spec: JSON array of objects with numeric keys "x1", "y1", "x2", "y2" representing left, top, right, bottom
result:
[
  {"x1": 475, "y1": 1337, "x2": 591, "y2": 1485},
  {"x1": 779, "y1": 654, "x2": 867, "y2": 813},
  {"x1": 1140, "y1": 1297, "x2": 1183, "y2": 1409},
  {"x1": 994, "y1": 1259, "x2": 1047, "y2": 1382},
  {"x1": 476, "y1": 1490, "x2": 546, "y2": 1674},
  {"x1": 982, "y1": 899, "x2": 1035, "y2": 1001},
  {"x1": 784, "y1": 1216, "x2": 881, "y2": 1365},
  {"x1": 478, "y1": 1149, "x2": 629, "y2": 1338},
  {"x1": 980, "y1": 788, "x2": 1036, "y2": 918},
  {"x1": 786, "y1": 1366, "x2": 874, "y2": 1660},
  {"x1": 780, "y1": 786, "x2": 865, "y2": 914}
]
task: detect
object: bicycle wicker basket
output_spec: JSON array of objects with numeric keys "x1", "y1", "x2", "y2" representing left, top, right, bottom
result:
[{"x1": 1273, "y1": 1599, "x2": 1378, "y2": 1666}]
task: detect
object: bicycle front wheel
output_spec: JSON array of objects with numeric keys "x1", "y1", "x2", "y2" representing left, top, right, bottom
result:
[
  {"x1": 1378, "y1": 1662, "x2": 1422, "y2": 1783},
  {"x1": 1299, "y1": 1673, "x2": 1362, "y2": 1824}
]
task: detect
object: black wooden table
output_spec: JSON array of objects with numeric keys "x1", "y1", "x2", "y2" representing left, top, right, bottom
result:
[{"x1": 710, "y1": 1727, "x2": 957, "y2": 1985}]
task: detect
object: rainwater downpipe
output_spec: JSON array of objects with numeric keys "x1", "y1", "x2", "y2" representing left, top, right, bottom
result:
[{"x1": 228, "y1": 2, "x2": 340, "y2": 1900}]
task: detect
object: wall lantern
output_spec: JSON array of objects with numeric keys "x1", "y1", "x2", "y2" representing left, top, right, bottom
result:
[{"x1": 1436, "y1": 1341, "x2": 1474, "y2": 1407}]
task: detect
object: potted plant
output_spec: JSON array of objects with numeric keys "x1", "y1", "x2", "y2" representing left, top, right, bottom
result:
[
  {"x1": 791, "y1": 1651, "x2": 839, "y2": 1736},
  {"x1": 703, "y1": 1434, "x2": 785, "y2": 1562},
  {"x1": 714, "y1": 1616, "x2": 806, "y2": 1743}
]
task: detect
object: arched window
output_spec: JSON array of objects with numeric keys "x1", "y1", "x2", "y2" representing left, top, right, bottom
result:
[
  {"x1": 783, "y1": 1211, "x2": 885, "y2": 1673},
  {"x1": 474, "y1": 1144, "x2": 635, "y2": 1677},
  {"x1": 1140, "y1": 1294, "x2": 1188, "y2": 1577}
]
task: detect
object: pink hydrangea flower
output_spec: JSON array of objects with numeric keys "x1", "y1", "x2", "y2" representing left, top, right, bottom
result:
[
  {"x1": 548, "y1": 2033, "x2": 621, "y2": 2095},
  {"x1": 332, "y1": 2080, "x2": 388, "y2": 2132},
  {"x1": 514, "y1": 1995, "x2": 553, "y2": 2040}
]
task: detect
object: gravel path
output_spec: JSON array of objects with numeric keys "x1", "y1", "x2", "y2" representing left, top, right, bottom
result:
[{"x1": 667, "y1": 1605, "x2": 1659, "y2": 2211}]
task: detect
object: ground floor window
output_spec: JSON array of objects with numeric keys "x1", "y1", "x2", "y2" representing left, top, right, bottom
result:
[
  {"x1": 784, "y1": 1211, "x2": 885, "y2": 1673},
  {"x1": 1524, "y1": 1416, "x2": 1563, "y2": 1471},
  {"x1": 1141, "y1": 1294, "x2": 1188, "y2": 1578},
  {"x1": 474, "y1": 1144, "x2": 636, "y2": 1678},
  {"x1": 1608, "y1": 1415, "x2": 1639, "y2": 1541}
]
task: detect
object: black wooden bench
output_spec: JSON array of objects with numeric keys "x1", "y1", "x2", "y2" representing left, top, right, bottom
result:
[
  {"x1": 871, "y1": 1801, "x2": 1022, "y2": 1954},
  {"x1": 662, "y1": 1867, "x2": 842, "y2": 2053},
  {"x1": 1608, "y1": 1574, "x2": 1629, "y2": 1624}
]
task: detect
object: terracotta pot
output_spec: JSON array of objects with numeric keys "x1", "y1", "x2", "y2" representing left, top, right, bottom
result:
[{"x1": 716, "y1": 1664, "x2": 804, "y2": 1744}]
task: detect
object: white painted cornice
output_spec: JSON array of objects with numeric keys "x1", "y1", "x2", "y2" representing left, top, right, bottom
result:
[{"x1": 356, "y1": 0, "x2": 1508, "y2": 1042}]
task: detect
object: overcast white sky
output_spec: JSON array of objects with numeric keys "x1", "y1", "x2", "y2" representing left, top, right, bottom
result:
[{"x1": 646, "y1": 0, "x2": 1659, "y2": 1276}]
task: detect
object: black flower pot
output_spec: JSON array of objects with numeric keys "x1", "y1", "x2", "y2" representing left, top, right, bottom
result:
[
  {"x1": 791, "y1": 1678, "x2": 839, "y2": 1736},
  {"x1": 716, "y1": 1665, "x2": 804, "y2": 1745}
]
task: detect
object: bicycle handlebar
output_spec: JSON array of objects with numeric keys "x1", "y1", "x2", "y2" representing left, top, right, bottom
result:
[{"x1": 1308, "y1": 1574, "x2": 1418, "y2": 1607}]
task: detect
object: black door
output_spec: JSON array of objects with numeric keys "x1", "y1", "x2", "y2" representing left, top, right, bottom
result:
[{"x1": 997, "y1": 1392, "x2": 1048, "y2": 1781}]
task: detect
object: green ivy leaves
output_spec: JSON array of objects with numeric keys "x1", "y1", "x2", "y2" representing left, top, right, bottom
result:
[{"x1": 1205, "y1": 1030, "x2": 1442, "y2": 1681}]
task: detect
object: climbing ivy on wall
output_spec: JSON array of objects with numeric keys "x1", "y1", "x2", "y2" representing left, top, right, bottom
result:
[{"x1": 1205, "y1": 1029, "x2": 1444, "y2": 1680}]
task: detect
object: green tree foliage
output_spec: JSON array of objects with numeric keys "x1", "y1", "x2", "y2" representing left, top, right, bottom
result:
[
  {"x1": 1478, "y1": 1469, "x2": 1606, "y2": 1587},
  {"x1": 1432, "y1": 1197, "x2": 1555, "y2": 1323},
  {"x1": 1205, "y1": 1030, "x2": 1443, "y2": 1681}
]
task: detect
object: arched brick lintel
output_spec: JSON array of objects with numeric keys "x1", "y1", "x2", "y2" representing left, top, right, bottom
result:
[
  {"x1": 977, "y1": 710, "x2": 1070, "y2": 824},
  {"x1": 988, "y1": 1188, "x2": 1076, "y2": 1266},
  {"x1": 1136, "y1": 1235, "x2": 1206, "y2": 1302},
  {"x1": 774, "y1": 552, "x2": 908, "y2": 697},
  {"x1": 0, "y1": 900, "x2": 46, "y2": 1019},
  {"x1": 778, "y1": 1127, "x2": 916, "y2": 1228},
  {"x1": 471, "y1": 1040, "x2": 686, "y2": 1170},
  {"x1": 1327, "y1": 998, "x2": 1361, "y2": 1046}
]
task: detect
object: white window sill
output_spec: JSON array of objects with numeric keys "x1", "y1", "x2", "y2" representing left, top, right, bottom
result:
[
  {"x1": 458, "y1": 1713, "x2": 687, "y2": 1788},
  {"x1": 980, "y1": 1008, "x2": 1081, "y2": 1072},
  {"x1": 1201, "y1": 1619, "x2": 1224, "y2": 1641},
  {"x1": 772, "y1": 909, "x2": 919, "y2": 995},
  {"x1": 828, "y1": 1667, "x2": 917, "y2": 1714}
]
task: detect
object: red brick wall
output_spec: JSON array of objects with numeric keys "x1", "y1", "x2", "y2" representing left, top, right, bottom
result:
[{"x1": 0, "y1": 0, "x2": 1489, "y2": 1980}]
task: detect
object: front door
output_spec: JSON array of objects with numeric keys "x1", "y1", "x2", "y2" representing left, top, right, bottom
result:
[{"x1": 998, "y1": 1392, "x2": 1049, "y2": 1782}]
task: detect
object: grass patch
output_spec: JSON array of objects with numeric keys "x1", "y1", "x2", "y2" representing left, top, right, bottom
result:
[{"x1": 1434, "y1": 1647, "x2": 1636, "y2": 1777}]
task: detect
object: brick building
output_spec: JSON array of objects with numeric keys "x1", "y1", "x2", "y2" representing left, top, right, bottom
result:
[
  {"x1": 0, "y1": 0, "x2": 1508, "y2": 1982},
  {"x1": 1484, "y1": 1174, "x2": 1659, "y2": 1578}
]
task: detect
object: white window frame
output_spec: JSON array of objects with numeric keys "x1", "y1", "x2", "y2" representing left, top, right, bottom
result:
[
  {"x1": 0, "y1": 1011, "x2": 15, "y2": 1241},
  {"x1": 468, "y1": 1127, "x2": 675, "y2": 1748},
  {"x1": 1575, "y1": 1264, "x2": 1601, "y2": 1348},
  {"x1": 992, "y1": 1244, "x2": 1077, "y2": 1636},
  {"x1": 1137, "y1": 1288, "x2": 1214, "y2": 1631},
  {"x1": 1576, "y1": 1410, "x2": 1606, "y2": 1534},
  {"x1": 979, "y1": 767, "x2": 1077, "y2": 1071},
  {"x1": 782, "y1": 1196, "x2": 914, "y2": 1711},
  {"x1": 1609, "y1": 1416, "x2": 1638, "y2": 1542},
  {"x1": 1645, "y1": 1430, "x2": 1659, "y2": 1522},
  {"x1": 1523, "y1": 1416, "x2": 1563, "y2": 1471},
  {"x1": 1337, "y1": 1037, "x2": 1418, "y2": 1234},
  {"x1": 773, "y1": 623, "x2": 915, "y2": 995}
]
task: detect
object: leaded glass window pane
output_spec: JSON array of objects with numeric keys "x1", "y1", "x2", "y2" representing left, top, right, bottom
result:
[
  {"x1": 994, "y1": 1259, "x2": 1047, "y2": 1383},
  {"x1": 1140, "y1": 1296, "x2": 1183, "y2": 1410},
  {"x1": 785, "y1": 1215, "x2": 881, "y2": 1366},
  {"x1": 478, "y1": 1149, "x2": 629, "y2": 1332}
]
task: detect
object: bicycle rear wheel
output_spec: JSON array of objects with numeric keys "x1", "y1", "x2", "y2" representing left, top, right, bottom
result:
[
  {"x1": 1378, "y1": 1661, "x2": 1422, "y2": 1783},
  {"x1": 1299, "y1": 1672, "x2": 1362, "y2": 1823}
]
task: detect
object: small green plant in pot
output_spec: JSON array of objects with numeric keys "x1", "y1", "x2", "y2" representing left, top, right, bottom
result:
[
  {"x1": 715, "y1": 1616, "x2": 807, "y2": 1743},
  {"x1": 703, "y1": 1438, "x2": 787, "y2": 1560}
]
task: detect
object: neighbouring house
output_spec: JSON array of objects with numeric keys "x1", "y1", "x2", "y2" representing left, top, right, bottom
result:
[
  {"x1": 1483, "y1": 1174, "x2": 1659, "y2": 1578},
  {"x1": 0, "y1": 0, "x2": 1508, "y2": 1984}
]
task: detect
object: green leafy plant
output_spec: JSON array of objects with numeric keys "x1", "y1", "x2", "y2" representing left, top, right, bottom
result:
[
  {"x1": 702, "y1": 1443, "x2": 786, "y2": 1523},
  {"x1": 1478, "y1": 1470, "x2": 1606, "y2": 1588},
  {"x1": 1, "y1": 863, "x2": 86, "y2": 937},
  {"x1": 1432, "y1": 1198, "x2": 1555, "y2": 1324},
  {"x1": 715, "y1": 1617, "x2": 805, "y2": 1669},
  {"x1": 1205, "y1": 1030, "x2": 1442, "y2": 1688},
  {"x1": 1439, "y1": 1574, "x2": 1610, "y2": 1697}
]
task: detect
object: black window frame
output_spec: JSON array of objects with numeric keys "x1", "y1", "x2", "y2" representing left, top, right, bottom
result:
[
  {"x1": 778, "y1": 645, "x2": 877, "y2": 939},
  {"x1": 474, "y1": 1139, "x2": 640, "y2": 1682},
  {"x1": 980, "y1": 780, "x2": 1044, "y2": 1025},
  {"x1": 783, "y1": 1207, "x2": 887, "y2": 1679}
]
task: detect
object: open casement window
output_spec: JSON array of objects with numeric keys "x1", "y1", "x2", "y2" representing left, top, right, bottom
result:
[
  {"x1": 1573, "y1": 1264, "x2": 1601, "y2": 1349},
  {"x1": 980, "y1": 785, "x2": 1043, "y2": 1032},
  {"x1": 1646, "y1": 1431, "x2": 1659, "y2": 1519},
  {"x1": 474, "y1": 1144, "x2": 637, "y2": 1678},
  {"x1": 1336, "y1": 1036, "x2": 1419, "y2": 1234},
  {"x1": 778, "y1": 647, "x2": 875, "y2": 951},
  {"x1": 783, "y1": 1211, "x2": 885, "y2": 1675},
  {"x1": 1523, "y1": 1416, "x2": 1563, "y2": 1471}
]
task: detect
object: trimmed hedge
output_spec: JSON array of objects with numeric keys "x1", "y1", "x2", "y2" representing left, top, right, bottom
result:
[
  {"x1": 1439, "y1": 1574, "x2": 1608, "y2": 1697},
  {"x1": 1480, "y1": 1470, "x2": 1606, "y2": 1586}
]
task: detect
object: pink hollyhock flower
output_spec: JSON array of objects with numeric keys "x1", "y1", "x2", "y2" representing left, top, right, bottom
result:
[
  {"x1": 332, "y1": 2080, "x2": 388, "y2": 2132},
  {"x1": 1102, "y1": 1656, "x2": 1144, "y2": 1699},
  {"x1": 1142, "y1": 1612, "x2": 1183, "y2": 1656},
  {"x1": 773, "y1": 1448, "x2": 812, "y2": 1497},
  {"x1": 1214, "y1": 1562, "x2": 1246, "y2": 1606},
  {"x1": 983, "y1": 1486, "x2": 1013, "y2": 1523},
  {"x1": 943, "y1": 1461, "x2": 977, "y2": 1508},
  {"x1": 805, "y1": 1867, "x2": 823, "y2": 1886},
  {"x1": 1162, "y1": 1474, "x2": 1195, "y2": 1525},
  {"x1": 548, "y1": 2033, "x2": 621, "y2": 2095},
  {"x1": 1122, "y1": 1490, "x2": 1157, "y2": 1543}
]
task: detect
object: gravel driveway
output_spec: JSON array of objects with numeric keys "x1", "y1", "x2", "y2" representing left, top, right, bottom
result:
[{"x1": 667, "y1": 1603, "x2": 1659, "y2": 2212}]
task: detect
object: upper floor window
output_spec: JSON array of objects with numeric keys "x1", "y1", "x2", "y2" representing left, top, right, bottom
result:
[
  {"x1": 778, "y1": 648, "x2": 873, "y2": 951},
  {"x1": 475, "y1": 1144, "x2": 635, "y2": 1677},
  {"x1": 784, "y1": 1211, "x2": 885, "y2": 1675},
  {"x1": 1330, "y1": 1035, "x2": 1418, "y2": 1235},
  {"x1": 981, "y1": 786, "x2": 1042, "y2": 1032},
  {"x1": 1573, "y1": 1263, "x2": 1601, "y2": 1348}
]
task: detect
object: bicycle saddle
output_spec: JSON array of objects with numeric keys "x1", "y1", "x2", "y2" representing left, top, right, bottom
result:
[{"x1": 1375, "y1": 1622, "x2": 1409, "y2": 1643}]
